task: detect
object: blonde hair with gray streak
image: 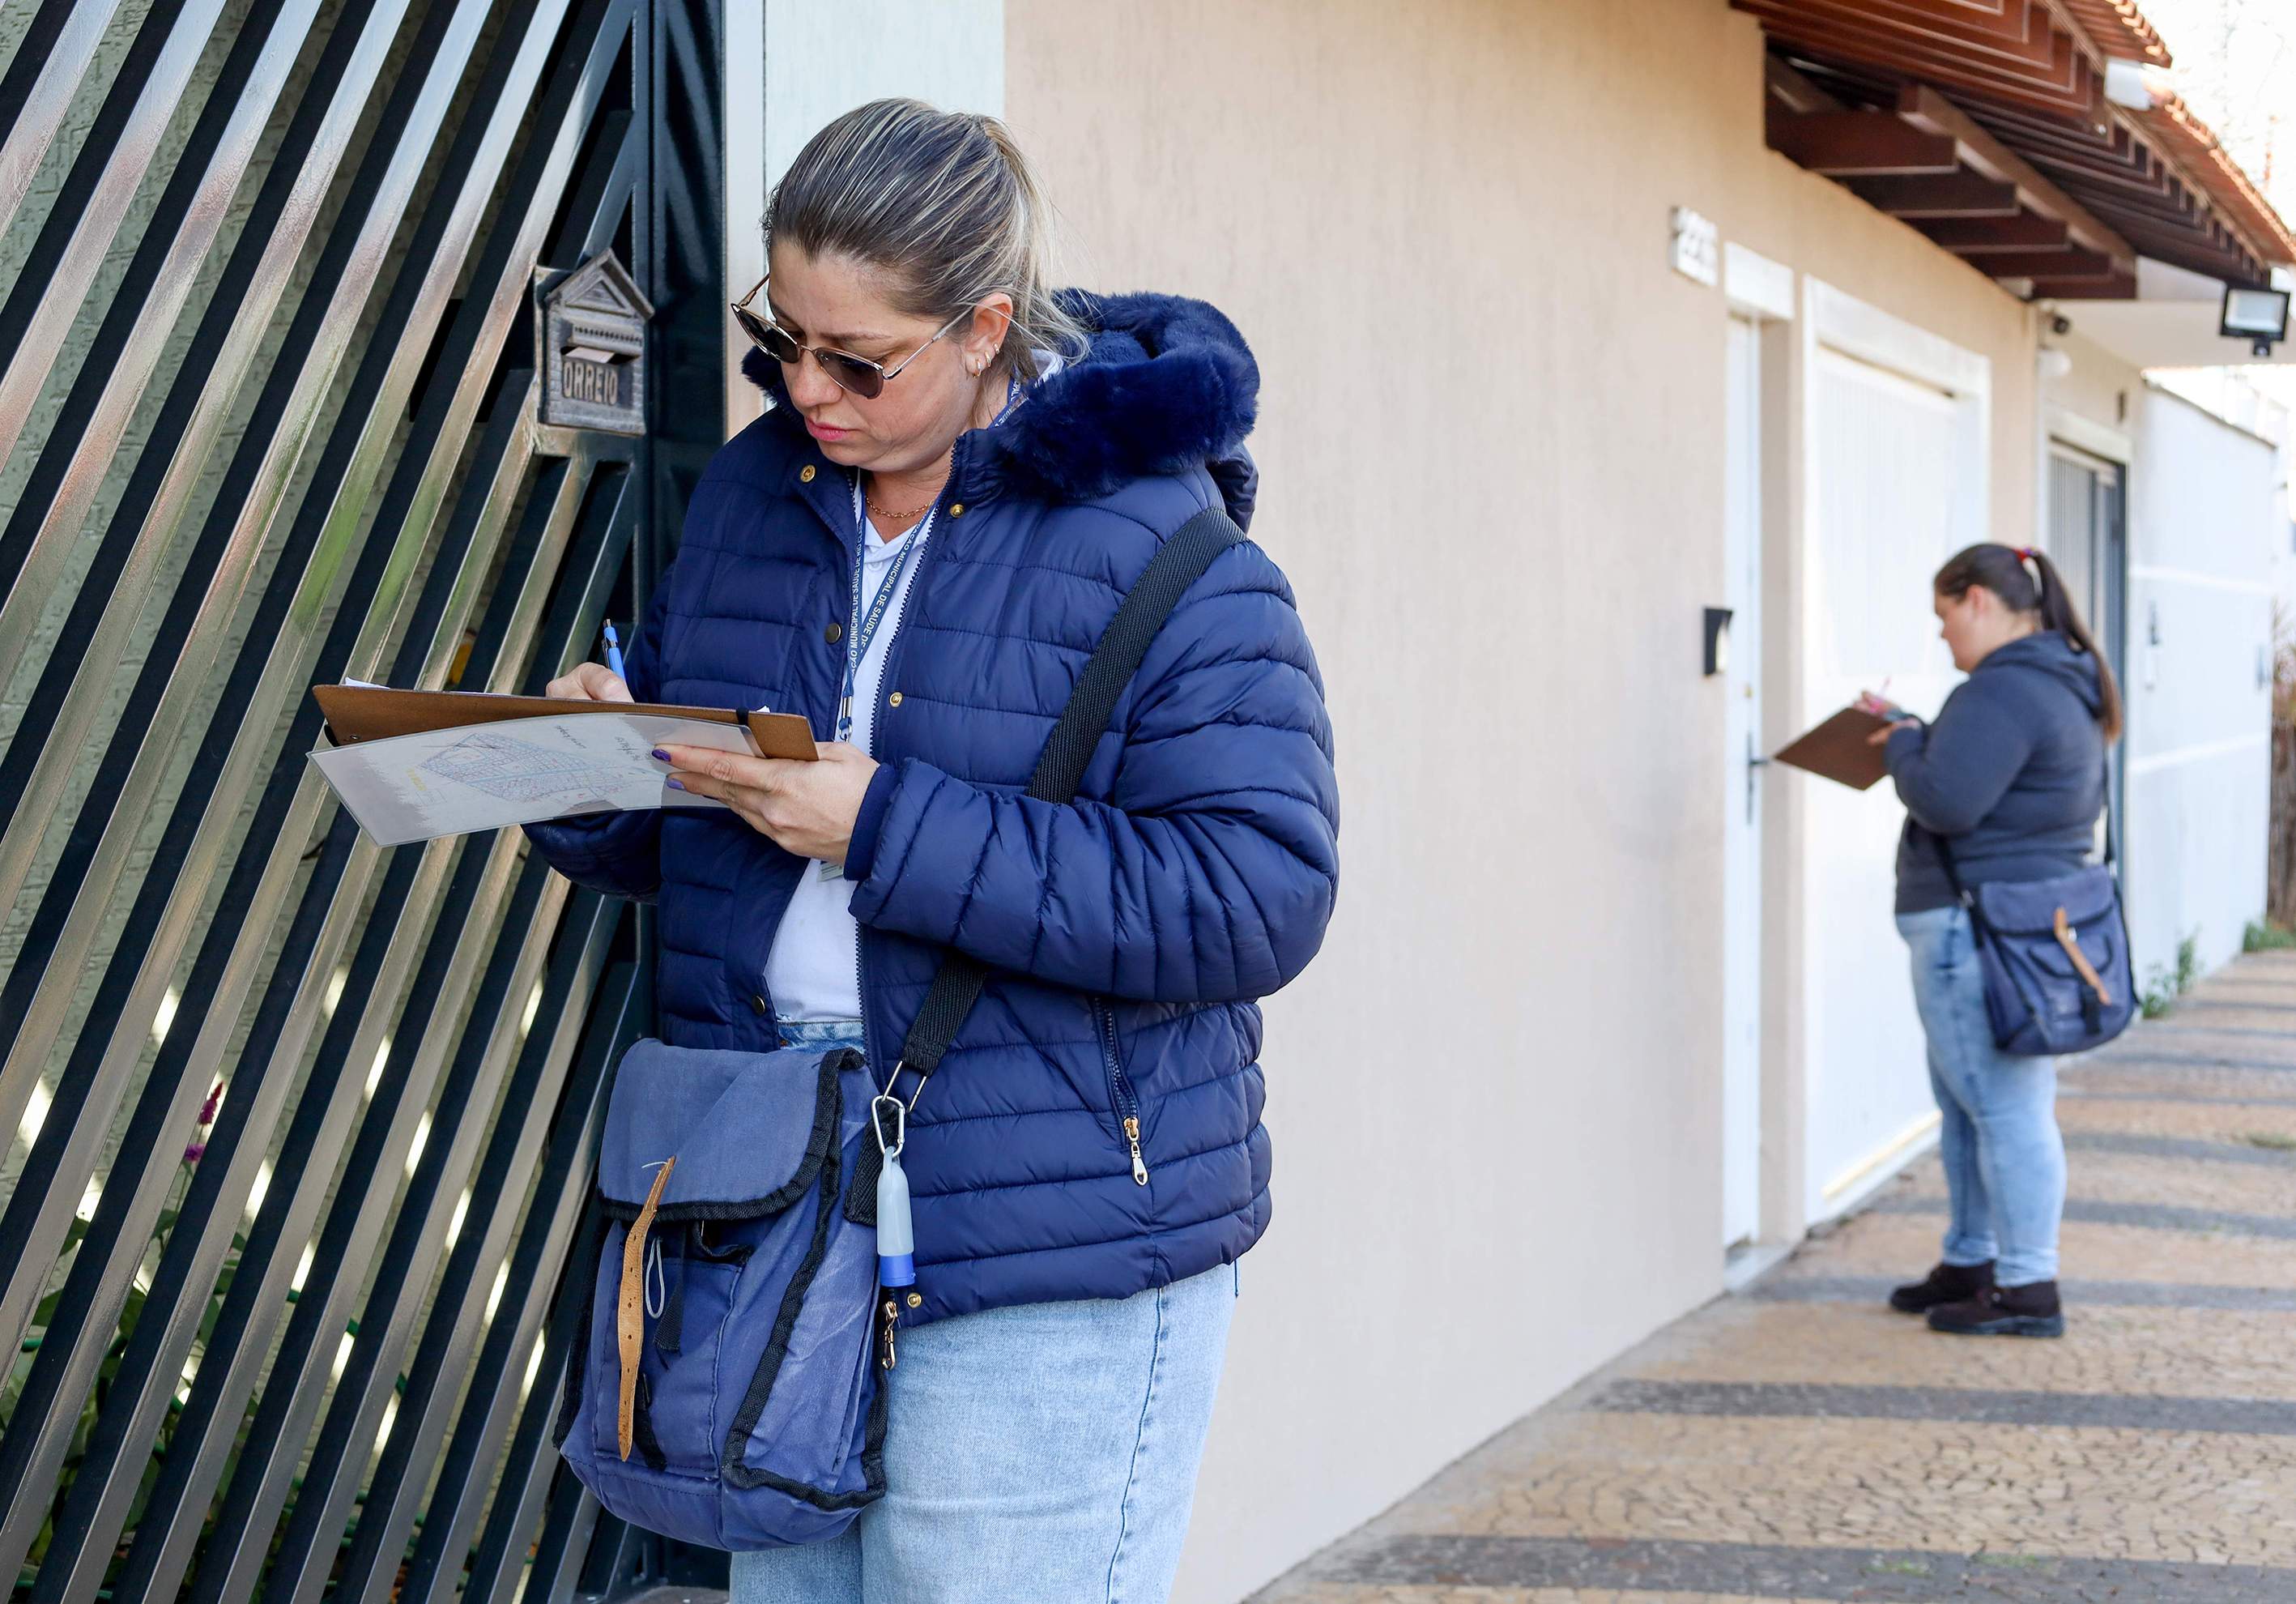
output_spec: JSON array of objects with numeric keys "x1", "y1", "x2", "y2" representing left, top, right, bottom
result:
[{"x1": 765, "y1": 99, "x2": 1092, "y2": 383}]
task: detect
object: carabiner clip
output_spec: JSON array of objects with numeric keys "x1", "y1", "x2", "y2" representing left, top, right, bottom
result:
[{"x1": 870, "y1": 1094, "x2": 906, "y2": 1161}]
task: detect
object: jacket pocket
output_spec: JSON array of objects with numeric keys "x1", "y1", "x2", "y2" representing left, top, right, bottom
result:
[{"x1": 1093, "y1": 998, "x2": 1150, "y2": 1186}]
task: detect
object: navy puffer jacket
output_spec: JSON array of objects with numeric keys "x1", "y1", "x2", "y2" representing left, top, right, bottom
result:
[{"x1": 523, "y1": 291, "x2": 1340, "y2": 1324}]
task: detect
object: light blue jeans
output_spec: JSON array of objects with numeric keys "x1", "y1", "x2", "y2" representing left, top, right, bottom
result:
[
  {"x1": 1897, "y1": 906, "x2": 2067, "y2": 1285},
  {"x1": 730, "y1": 1019, "x2": 1240, "y2": 1603}
]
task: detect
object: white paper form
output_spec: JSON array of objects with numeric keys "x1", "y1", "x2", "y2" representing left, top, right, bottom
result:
[{"x1": 309, "y1": 710, "x2": 762, "y2": 846}]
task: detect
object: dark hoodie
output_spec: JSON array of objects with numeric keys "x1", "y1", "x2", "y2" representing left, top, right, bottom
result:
[{"x1": 1885, "y1": 631, "x2": 2107, "y2": 915}]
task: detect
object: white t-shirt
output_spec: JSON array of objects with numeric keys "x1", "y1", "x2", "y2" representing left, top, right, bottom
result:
[{"x1": 761, "y1": 497, "x2": 930, "y2": 1022}]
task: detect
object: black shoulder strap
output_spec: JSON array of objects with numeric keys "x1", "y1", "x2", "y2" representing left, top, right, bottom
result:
[
  {"x1": 1926, "y1": 824, "x2": 1980, "y2": 924},
  {"x1": 889, "y1": 506, "x2": 1246, "y2": 1090}
]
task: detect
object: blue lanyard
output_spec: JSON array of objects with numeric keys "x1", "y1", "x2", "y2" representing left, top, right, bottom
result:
[
  {"x1": 837, "y1": 477, "x2": 934, "y2": 744},
  {"x1": 835, "y1": 375, "x2": 1027, "y2": 744}
]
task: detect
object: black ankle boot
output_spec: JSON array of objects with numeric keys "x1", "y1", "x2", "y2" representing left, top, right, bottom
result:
[
  {"x1": 1888, "y1": 1260, "x2": 1995, "y2": 1315},
  {"x1": 1928, "y1": 1279, "x2": 2065, "y2": 1338}
]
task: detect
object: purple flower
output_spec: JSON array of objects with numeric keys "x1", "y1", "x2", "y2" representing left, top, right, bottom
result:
[
  {"x1": 198, "y1": 1081, "x2": 223, "y2": 1125},
  {"x1": 182, "y1": 1141, "x2": 207, "y2": 1165}
]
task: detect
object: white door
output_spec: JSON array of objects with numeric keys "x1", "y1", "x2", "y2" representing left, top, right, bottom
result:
[
  {"x1": 1721, "y1": 315, "x2": 1764, "y2": 1251},
  {"x1": 1804, "y1": 347, "x2": 1974, "y2": 1215}
]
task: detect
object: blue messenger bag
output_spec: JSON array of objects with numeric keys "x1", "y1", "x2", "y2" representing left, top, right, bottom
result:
[{"x1": 1931, "y1": 780, "x2": 2134, "y2": 1057}]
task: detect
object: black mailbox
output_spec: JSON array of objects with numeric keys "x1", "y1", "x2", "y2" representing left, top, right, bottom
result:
[{"x1": 536, "y1": 250, "x2": 654, "y2": 435}]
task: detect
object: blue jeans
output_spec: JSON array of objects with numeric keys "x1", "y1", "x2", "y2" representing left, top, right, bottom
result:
[
  {"x1": 731, "y1": 1019, "x2": 1240, "y2": 1603},
  {"x1": 1896, "y1": 906, "x2": 2067, "y2": 1285}
]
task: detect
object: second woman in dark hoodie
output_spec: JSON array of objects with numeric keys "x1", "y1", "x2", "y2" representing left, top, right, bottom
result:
[{"x1": 1869, "y1": 544, "x2": 2121, "y2": 1339}]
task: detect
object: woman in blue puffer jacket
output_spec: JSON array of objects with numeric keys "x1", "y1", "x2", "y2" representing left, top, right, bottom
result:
[{"x1": 522, "y1": 99, "x2": 1338, "y2": 1602}]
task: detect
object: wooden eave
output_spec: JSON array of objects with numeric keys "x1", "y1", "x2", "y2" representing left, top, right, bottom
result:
[
  {"x1": 1737, "y1": 0, "x2": 2295, "y2": 292},
  {"x1": 1767, "y1": 65, "x2": 2136, "y2": 292},
  {"x1": 2056, "y1": 0, "x2": 2170, "y2": 66}
]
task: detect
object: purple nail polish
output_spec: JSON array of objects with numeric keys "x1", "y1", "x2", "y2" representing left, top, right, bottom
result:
[
  {"x1": 666, "y1": 776, "x2": 685, "y2": 791},
  {"x1": 651, "y1": 748, "x2": 670, "y2": 762}
]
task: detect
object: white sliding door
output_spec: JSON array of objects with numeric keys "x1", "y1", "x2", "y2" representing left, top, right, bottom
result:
[{"x1": 1799, "y1": 284, "x2": 1989, "y2": 1221}]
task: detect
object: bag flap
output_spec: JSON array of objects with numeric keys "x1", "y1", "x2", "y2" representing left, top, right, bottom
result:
[
  {"x1": 597, "y1": 1040, "x2": 855, "y2": 1218},
  {"x1": 1972, "y1": 866, "x2": 2119, "y2": 935}
]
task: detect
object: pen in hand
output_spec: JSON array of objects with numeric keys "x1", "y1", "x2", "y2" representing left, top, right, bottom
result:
[
  {"x1": 1854, "y1": 678, "x2": 1906, "y2": 722},
  {"x1": 602, "y1": 621, "x2": 627, "y2": 682}
]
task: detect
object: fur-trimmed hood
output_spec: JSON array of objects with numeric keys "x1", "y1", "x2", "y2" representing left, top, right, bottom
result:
[{"x1": 738, "y1": 288, "x2": 1260, "y2": 528}]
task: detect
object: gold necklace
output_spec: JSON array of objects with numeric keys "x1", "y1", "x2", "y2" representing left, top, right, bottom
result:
[{"x1": 863, "y1": 460, "x2": 950, "y2": 523}]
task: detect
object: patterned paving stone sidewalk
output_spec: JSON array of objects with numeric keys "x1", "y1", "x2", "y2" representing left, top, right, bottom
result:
[{"x1": 1256, "y1": 951, "x2": 2296, "y2": 1602}]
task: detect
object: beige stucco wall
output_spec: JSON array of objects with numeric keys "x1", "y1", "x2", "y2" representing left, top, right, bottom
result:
[
  {"x1": 1006, "y1": 1, "x2": 2041, "y2": 1597},
  {"x1": 2050, "y1": 328, "x2": 2141, "y2": 442}
]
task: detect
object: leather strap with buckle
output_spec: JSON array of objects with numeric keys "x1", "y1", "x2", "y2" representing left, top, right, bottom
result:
[
  {"x1": 2053, "y1": 907, "x2": 2114, "y2": 1007},
  {"x1": 618, "y1": 1156, "x2": 677, "y2": 1461}
]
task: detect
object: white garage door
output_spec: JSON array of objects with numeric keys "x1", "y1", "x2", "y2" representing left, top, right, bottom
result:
[{"x1": 1802, "y1": 342, "x2": 1983, "y2": 1219}]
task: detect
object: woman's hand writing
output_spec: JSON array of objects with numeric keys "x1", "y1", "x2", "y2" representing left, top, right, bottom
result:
[
  {"x1": 655, "y1": 740, "x2": 880, "y2": 866},
  {"x1": 1855, "y1": 688, "x2": 1919, "y2": 746},
  {"x1": 547, "y1": 662, "x2": 633, "y2": 703}
]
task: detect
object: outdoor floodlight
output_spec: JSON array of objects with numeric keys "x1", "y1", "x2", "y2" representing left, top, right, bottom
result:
[{"x1": 2221, "y1": 284, "x2": 2290, "y2": 359}]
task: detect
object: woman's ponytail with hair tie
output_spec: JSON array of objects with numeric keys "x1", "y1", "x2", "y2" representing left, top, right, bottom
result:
[{"x1": 1936, "y1": 539, "x2": 2123, "y2": 740}]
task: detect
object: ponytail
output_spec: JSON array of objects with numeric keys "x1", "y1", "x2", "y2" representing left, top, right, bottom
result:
[{"x1": 1934, "y1": 543, "x2": 2124, "y2": 741}]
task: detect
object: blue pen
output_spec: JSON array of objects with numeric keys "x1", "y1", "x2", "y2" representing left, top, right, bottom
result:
[{"x1": 602, "y1": 621, "x2": 627, "y2": 680}]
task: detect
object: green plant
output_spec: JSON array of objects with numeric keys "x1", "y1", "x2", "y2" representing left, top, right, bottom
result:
[
  {"x1": 2245, "y1": 919, "x2": 2296, "y2": 952},
  {"x1": 2141, "y1": 929, "x2": 2204, "y2": 1017},
  {"x1": 2141, "y1": 969, "x2": 2179, "y2": 1017}
]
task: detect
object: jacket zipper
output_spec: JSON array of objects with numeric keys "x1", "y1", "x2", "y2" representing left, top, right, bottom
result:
[
  {"x1": 853, "y1": 456, "x2": 961, "y2": 1087},
  {"x1": 852, "y1": 455, "x2": 960, "y2": 1347},
  {"x1": 1093, "y1": 998, "x2": 1149, "y2": 1185}
]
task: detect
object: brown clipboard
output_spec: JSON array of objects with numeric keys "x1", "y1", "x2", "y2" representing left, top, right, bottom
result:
[
  {"x1": 310, "y1": 685, "x2": 820, "y2": 761},
  {"x1": 1771, "y1": 706, "x2": 1893, "y2": 791}
]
